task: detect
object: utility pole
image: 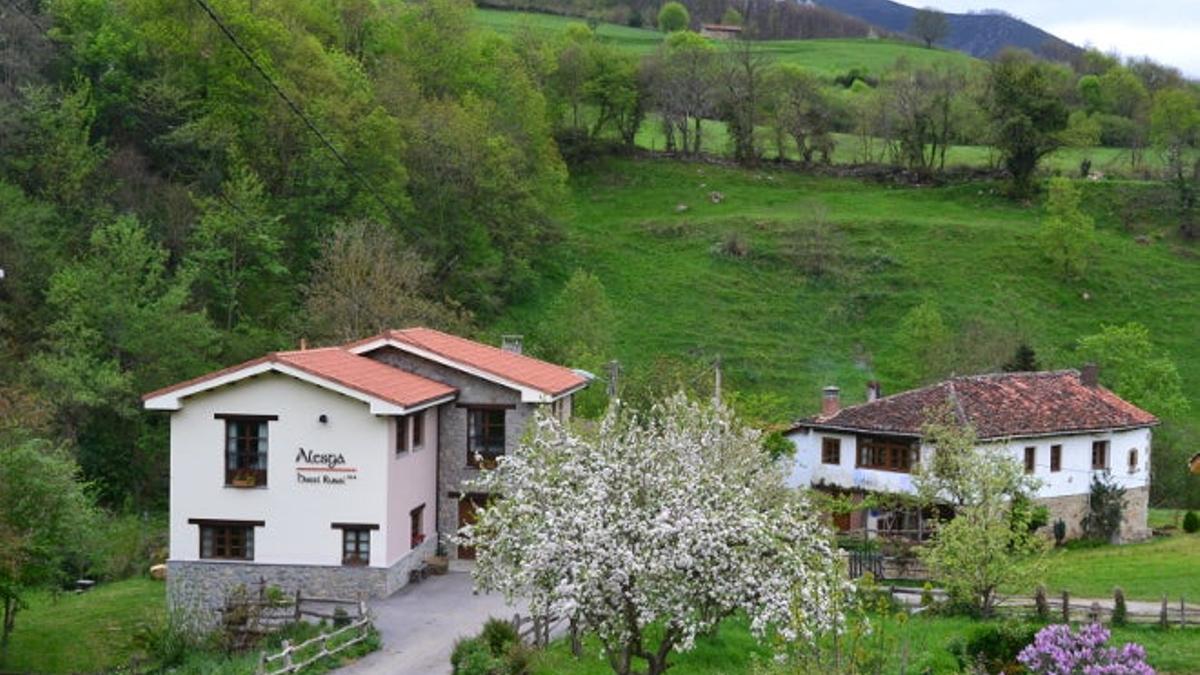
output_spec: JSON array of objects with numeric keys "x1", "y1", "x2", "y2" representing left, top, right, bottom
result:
[
  {"x1": 713, "y1": 354, "x2": 722, "y2": 406},
  {"x1": 607, "y1": 360, "x2": 620, "y2": 399}
]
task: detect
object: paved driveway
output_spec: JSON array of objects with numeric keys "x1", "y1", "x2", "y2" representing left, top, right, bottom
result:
[{"x1": 337, "y1": 571, "x2": 527, "y2": 675}]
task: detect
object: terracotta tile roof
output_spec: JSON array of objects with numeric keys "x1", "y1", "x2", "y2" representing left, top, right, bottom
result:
[
  {"x1": 142, "y1": 347, "x2": 456, "y2": 409},
  {"x1": 348, "y1": 327, "x2": 589, "y2": 397},
  {"x1": 792, "y1": 370, "x2": 1158, "y2": 440}
]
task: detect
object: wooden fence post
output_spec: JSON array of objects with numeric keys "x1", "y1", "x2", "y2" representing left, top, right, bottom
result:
[
  {"x1": 294, "y1": 589, "x2": 302, "y2": 622},
  {"x1": 1160, "y1": 595, "x2": 1168, "y2": 628},
  {"x1": 1088, "y1": 601, "x2": 1101, "y2": 624},
  {"x1": 1061, "y1": 590, "x2": 1070, "y2": 623},
  {"x1": 256, "y1": 650, "x2": 267, "y2": 675},
  {"x1": 1180, "y1": 596, "x2": 1186, "y2": 629},
  {"x1": 280, "y1": 639, "x2": 293, "y2": 672}
]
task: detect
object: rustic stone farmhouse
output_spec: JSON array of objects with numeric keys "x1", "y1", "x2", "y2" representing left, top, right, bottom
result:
[
  {"x1": 143, "y1": 328, "x2": 588, "y2": 621},
  {"x1": 785, "y1": 367, "x2": 1156, "y2": 542}
]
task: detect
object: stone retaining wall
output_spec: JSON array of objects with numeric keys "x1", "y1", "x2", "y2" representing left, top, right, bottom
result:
[
  {"x1": 168, "y1": 537, "x2": 435, "y2": 627},
  {"x1": 1037, "y1": 485, "x2": 1149, "y2": 543}
]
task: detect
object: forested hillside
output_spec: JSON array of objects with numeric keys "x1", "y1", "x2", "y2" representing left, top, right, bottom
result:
[{"x1": 1, "y1": 0, "x2": 1198, "y2": 519}]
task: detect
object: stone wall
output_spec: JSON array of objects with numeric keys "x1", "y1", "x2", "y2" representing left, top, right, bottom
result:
[
  {"x1": 1035, "y1": 485, "x2": 1150, "y2": 543},
  {"x1": 168, "y1": 537, "x2": 434, "y2": 628}
]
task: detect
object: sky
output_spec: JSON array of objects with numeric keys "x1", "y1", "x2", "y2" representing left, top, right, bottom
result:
[{"x1": 918, "y1": 1, "x2": 1200, "y2": 77}]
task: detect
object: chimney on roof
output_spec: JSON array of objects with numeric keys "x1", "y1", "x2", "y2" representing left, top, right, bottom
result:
[
  {"x1": 866, "y1": 380, "x2": 882, "y2": 402},
  {"x1": 501, "y1": 334, "x2": 524, "y2": 355},
  {"x1": 821, "y1": 386, "x2": 841, "y2": 417},
  {"x1": 1080, "y1": 363, "x2": 1099, "y2": 387}
]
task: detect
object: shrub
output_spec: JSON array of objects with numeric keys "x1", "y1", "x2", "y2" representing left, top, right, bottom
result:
[
  {"x1": 1184, "y1": 510, "x2": 1199, "y2": 533},
  {"x1": 1081, "y1": 471, "x2": 1125, "y2": 543},
  {"x1": 451, "y1": 619, "x2": 526, "y2": 675},
  {"x1": 657, "y1": 2, "x2": 689, "y2": 32},
  {"x1": 714, "y1": 230, "x2": 749, "y2": 258},
  {"x1": 952, "y1": 621, "x2": 1040, "y2": 674},
  {"x1": 479, "y1": 617, "x2": 519, "y2": 656},
  {"x1": 1018, "y1": 623, "x2": 1153, "y2": 674},
  {"x1": 451, "y1": 637, "x2": 503, "y2": 675},
  {"x1": 132, "y1": 615, "x2": 202, "y2": 669},
  {"x1": 1052, "y1": 519, "x2": 1067, "y2": 546}
]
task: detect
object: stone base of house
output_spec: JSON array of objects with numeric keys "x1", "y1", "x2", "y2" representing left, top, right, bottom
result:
[
  {"x1": 1036, "y1": 485, "x2": 1149, "y2": 543},
  {"x1": 167, "y1": 537, "x2": 436, "y2": 628}
]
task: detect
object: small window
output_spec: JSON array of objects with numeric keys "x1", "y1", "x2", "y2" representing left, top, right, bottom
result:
[
  {"x1": 411, "y1": 412, "x2": 424, "y2": 450},
  {"x1": 396, "y1": 417, "x2": 410, "y2": 455},
  {"x1": 224, "y1": 417, "x2": 270, "y2": 487},
  {"x1": 821, "y1": 437, "x2": 841, "y2": 465},
  {"x1": 1128, "y1": 449, "x2": 1138, "y2": 474},
  {"x1": 467, "y1": 408, "x2": 506, "y2": 468},
  {"x1": 1092, "y1": 440, "x2": 1109, "y2": 470},
  {"x1": 1024, "y1": 446, "x2": 1036, "y2": 474},
  {"x1": 342, "y1": 528, "x2": 371, "y2": 566},
  {"x1": 410, "y1": 504, "x2": 425, "y2": 550},
  {"x1": 199, "y1": 523, "x2": 254, "y2": 560},
  {"x1": 1050, "y1": 445, "x2": 1062, "y2": 472}
]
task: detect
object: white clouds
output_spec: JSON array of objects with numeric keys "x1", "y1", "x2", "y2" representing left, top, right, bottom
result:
[{"x1": 916, "y1": 1, "x2": 1200, "y2": 75}]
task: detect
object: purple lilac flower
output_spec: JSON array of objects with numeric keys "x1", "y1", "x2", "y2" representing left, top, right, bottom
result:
[{"x1": 1018, "y1": 623, "x2": 1155, "y2": 675}]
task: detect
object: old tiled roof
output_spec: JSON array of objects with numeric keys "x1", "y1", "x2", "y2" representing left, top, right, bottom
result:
[
  {"x1": 142, "y1": 347, "x2": 456, "y2": 409},
  {"x1": 347, "y1": 327, "x2": 589, "y2": 397},
  {"x1": 792, "y1": 370, "x2": 1158, "y2": 440}
]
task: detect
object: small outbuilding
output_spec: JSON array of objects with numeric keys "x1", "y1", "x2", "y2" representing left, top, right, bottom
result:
[{"x1": 700, "y1": 24, "x2": 743, "y2": 40}]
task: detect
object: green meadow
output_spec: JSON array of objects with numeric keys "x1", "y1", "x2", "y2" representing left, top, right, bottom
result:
[{"x1": 496, "y1": 157, "x2": 1200, "y2": 424}]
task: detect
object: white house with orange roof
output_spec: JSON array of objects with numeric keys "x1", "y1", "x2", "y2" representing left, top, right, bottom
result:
[{"x1": 143, "y1": 328, "x2": 588, "y2": 621}]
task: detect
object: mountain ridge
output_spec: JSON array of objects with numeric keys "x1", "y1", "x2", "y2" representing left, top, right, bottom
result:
[{"x1": 814, "y1": 0, "x2": 1081, "y2": 60}]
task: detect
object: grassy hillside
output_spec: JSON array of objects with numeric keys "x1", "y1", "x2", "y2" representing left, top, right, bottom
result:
[
  {"x1": 475, "y1": 8, "x2": 976, "y2": 76},
  {"x1": 494, "y1": 157, "x2": 1200, "y2": 423}
]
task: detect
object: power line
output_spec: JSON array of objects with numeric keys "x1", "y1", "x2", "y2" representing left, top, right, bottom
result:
[{"x1": 191, "y1": 0, "x2": 402, "y2": 222}]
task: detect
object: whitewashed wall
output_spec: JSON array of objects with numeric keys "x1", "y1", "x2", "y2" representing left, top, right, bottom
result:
[
  {"x1": 169, "y1": 374, "x2": 402, "y2": 567},
  {"x1": 787, "y1": 426, "x2": 1151, "y2": 499},
  {"x1": 385, "y1": 407, "x2": 439, "y2": 565}
]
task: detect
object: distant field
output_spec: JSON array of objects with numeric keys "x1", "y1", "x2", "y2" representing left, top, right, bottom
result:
[
  {"x1": 493, "y1": 157, "x2": 1200, "y2": 426},
  {"x1": 475, "y1": 8, "x2": 975, "y2": 77}
]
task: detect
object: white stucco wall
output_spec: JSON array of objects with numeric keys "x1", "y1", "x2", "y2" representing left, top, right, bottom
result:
[
  {"x1": 169, "y1": 373, "x2": 405, "y2": 568},
  {"x1": 385, "y1": 406, "x2": 439, "y2": 565},
  {"x1": 786, "y1": 426, "x2": 1152, "y2": 499}
]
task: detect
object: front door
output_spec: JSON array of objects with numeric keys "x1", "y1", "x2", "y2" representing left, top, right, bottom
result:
[{"x1": 457, "y1": 494, "x2": 485, "y2": 560}]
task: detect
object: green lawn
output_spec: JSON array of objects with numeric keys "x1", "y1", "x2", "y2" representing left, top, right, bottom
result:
[
  {"x1": 1038, "y1": 533, "x2": 1200, "y2": 601},
  {"x1": 495, "y1": 157, "x2": 1200, "y2": 428},
  {"x1": 2, "y1": 577, "x2": 165, "y2": 673},
  {"x1": 530, "y1": 612, "x2": 1200, "y2": 674}
]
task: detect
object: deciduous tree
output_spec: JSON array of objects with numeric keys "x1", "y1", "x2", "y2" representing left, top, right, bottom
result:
[
  {"x1": 1038, "y1": 177, "x2": 1095, "y2": 281},
  {"x1": 0, "y1": 437, "x2": 95, "y2": 663},
  {"x1": 657, "y1": 2, "x2": 689, "y2": 33},
  {"x1": 985, "y1": 52, "x2": 1069, "y2": 197},
  {"x1": 915, "y1": 407, "x2": 1046, "y2": 616},
  {"x1": 910, "y1": 8, "x2": 948, "y2": 49},
  {"x1": 460, "y1": 395, "x2": 843, "y2": 675},
  {"x1": 303, "y1": 221, "x2": 467, "y2": 344},
  {"x1": 1077, "y1": 322, "x2": 1188, "y2": 420}
]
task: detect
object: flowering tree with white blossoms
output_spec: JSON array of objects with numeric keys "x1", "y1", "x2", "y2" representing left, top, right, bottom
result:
[{"x1": 457, "y1": 394, "x2": 844, "y2": 675}]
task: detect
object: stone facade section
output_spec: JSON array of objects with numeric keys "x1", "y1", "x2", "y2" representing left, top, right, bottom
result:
[
  {"x1": 1035, "y1": 485, "x2": 1150, "y2": 543},
  {"x1": 168, "y1": 537, "x2": 434, "y2": 628},
  {"x1": 366, "y1": 347, "x2": 542, "y2": 558}
]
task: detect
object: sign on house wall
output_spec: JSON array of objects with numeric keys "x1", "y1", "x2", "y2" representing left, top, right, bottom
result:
[{"x1": 295, "y1": 447, "x2": 359, "y2": 485}]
